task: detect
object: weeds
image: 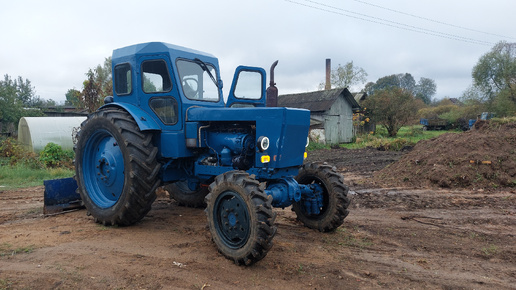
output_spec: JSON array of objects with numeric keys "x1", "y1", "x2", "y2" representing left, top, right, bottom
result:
[
  {"x1": 481, "y1": 244, "x2": 498, "y2": 256},
  {"x1": 306, "y1": 141, "x2": 330, "y2": 151},
  {"x1": 0, "y1": 243, "x2": 34, "y2": 257},
  {"x1": 0, "y1": 278, "x2": 13, "y2": 290},
  {"x1": 308, "y1": 125, "x2": 453, "y2": 152},
  {"x1": 0, "y1": 138, "x2": 74, "y2": 189}
]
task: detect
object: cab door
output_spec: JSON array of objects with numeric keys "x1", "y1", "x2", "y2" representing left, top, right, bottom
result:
[{"x1": 226, "y1": 66, "x2": 266, "y2": 107}]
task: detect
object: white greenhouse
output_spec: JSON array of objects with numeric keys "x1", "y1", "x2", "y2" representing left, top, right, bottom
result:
[{"x1": 18, "y1": 117, "x2": 87, "y2": 153}]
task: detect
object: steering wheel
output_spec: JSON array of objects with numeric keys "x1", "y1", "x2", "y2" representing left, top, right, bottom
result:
[{"x1": 183, "y1": 77, "x2": 199, "y2": 99}]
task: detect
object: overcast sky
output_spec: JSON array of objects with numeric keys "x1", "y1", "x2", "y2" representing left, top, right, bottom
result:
[{"x1": 1, "y1": 0, "x2": 514, "y2": 104}]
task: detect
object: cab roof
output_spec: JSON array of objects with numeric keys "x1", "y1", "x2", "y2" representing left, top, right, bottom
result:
[{"x1": 112, "y1": 42, "x2": 218, "y2": 65}]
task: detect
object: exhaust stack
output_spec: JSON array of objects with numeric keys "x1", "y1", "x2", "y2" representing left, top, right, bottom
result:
[{"x1": 266, "y1": 60, "x2": 279, "y2": 107}]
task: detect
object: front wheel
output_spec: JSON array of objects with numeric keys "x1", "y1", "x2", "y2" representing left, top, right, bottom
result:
[
  {"x1": 205, "y1": 171, "x2": 276, "y2": 265},
  {"x1": 293, "y1": 162, "x2": 350, "y2": 232}
]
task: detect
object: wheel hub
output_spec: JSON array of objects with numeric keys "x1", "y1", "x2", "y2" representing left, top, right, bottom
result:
[
  {"x1": 83, "y1": 132, "x2": 125, "y2": 208},
  {"x1": 214, "y1": 192, "x2": 250, "y2": 248},
  {"x1": 97, "y1": 156, "x2": 116, "y2": 186}
]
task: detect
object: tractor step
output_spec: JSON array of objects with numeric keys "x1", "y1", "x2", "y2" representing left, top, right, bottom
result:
[{"x1": 43, "y1": 177, "x2": 83, "y2": 215}]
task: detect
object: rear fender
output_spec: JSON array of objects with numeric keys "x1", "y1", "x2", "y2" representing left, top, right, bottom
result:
[{"x1": 100, "y1": 103, "x2": 161, "y2": 131}]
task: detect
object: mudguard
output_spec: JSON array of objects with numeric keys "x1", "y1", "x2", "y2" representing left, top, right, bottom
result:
[{"x1": 100, "y1": 103, "x2": 161, "y2": 131}]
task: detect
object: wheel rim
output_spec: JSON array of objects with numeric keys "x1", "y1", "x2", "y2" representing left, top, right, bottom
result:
[
  {"x1": 213, "y1": 190, "x2": 250, "y2": 249},
  {"x1": 82, "y1": 130, "x2": 125, "y2": 208}
]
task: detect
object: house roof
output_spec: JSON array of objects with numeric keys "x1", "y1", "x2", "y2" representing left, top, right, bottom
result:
[
  {"x1": 277, "y1": 88, "x2": 361, "y2": 112},
  {"x1": 353, "y1": 92, "x2": 367, "y2": 103}
]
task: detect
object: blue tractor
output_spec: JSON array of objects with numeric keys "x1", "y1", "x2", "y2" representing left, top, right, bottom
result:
[{"x1": 74, "y1": 42, "x2": 350, "y2": 265}]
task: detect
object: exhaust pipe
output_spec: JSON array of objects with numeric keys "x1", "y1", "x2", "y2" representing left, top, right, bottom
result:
[{"x1": 266, "y1": 60, "x2": 279, "y2": 107}]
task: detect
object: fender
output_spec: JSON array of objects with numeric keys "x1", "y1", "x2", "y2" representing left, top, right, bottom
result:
[{"x1": 100, "y1": 103, "x2": 161, "y2": 131}]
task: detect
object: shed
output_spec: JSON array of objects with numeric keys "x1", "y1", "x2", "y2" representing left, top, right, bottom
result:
[
  {"x1": 278, "y1": 88, "x2": 360, "y2": 144},
  {"x1": 18, "y1": 117, "x2": 86, "y2": 153}
]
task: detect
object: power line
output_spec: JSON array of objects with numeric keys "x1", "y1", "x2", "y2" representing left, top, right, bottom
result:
[
  {"x1": 284, "y1": 0, "x2": 495, "y2": 46},
  {"x1": 351, "y1": 0, "x2": 516, "y2": 41},
  {"x1": 297, "y1": 0, "x2": 493, "y2": 45}
]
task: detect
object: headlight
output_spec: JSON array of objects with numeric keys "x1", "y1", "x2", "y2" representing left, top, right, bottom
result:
[
  {"x1": 257, "y1": 136, "x2": 270, "y2": 152},
  {"x1": 306, "y1": 136, "x2": 310, "y2": 147}
]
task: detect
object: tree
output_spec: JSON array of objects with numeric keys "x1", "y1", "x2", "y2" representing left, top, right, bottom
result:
[
  {"x1": 15, "y1": 76, "x2": 36, "y2": 106},
  {"x1": 0, "y1": 75, "x2": 23, "y2": 126},
  {"x1": 0, "y1": 74, "x2": 43, "y2": 132},
  {"x1": 472, "y1": 41, "x2": 516, "y2": 106},
  {"x1": 365, "y1": 73, "x2": 436, "y2": 104},
  {"x1": 65, "y1": 88, "x2": 81, "y2": 106},
  {"x1": 363, "y1": 87, "x2": 422, "y2": 137},
  {"x1": 367, "y1": 73, "x2": 415, "y2": 95},
  {"x1": 80, "y1": 70, "x2": 103, "y2": 113},
  {"x1": 399, "y1": 73, "x2": 416, "y2": 93},
  {"x1": 414, "y1": 77, "x2": 436, "y2": 105},
  {"x1": 74, "y1": 57, "x2": 113, "y2": 112},
  {"x1": 319, "y1": 61, "x2": 368, "y2": 90},
  {"x1": 93, "y1": 57, "x2": 113, "y2": 96}
]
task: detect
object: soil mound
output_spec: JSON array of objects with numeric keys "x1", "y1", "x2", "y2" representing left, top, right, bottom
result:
[{"x1": 374, "y1": 121, "x2": 516, "y2": 190}]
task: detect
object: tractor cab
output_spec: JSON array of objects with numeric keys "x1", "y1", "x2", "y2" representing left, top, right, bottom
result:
[{"x1": 109, "y1": 42, "x2": 266, "y2": 132}]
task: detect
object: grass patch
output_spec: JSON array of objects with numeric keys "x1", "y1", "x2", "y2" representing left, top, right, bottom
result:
[
  {"x1": 340, "y1": 125, "x2": 457, "y2": 151},
  {"x1": 0, "y1": 243, "x2": 35, "y2": 257},
  {"x1": 0, "y1": 278, "x2": 13, "y2": 290},
  {"x1": 306, "y1": 141, "x2": 331, "y2": 151},
  {"x1": 481, "y1": 244, "x2": 498, "y2": 256},
  {"x1": 0, "y1": 164, "x2": 73, "y2": 190}
]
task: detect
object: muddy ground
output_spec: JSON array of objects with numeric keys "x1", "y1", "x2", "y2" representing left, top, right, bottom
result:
[{"x1": 1, "y1": 147, "x2": 515, "y2": 289}]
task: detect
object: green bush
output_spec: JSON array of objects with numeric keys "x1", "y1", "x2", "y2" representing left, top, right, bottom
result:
[
  {"x1": 39, "y1": 142, "x2": 74, "y2": 168},
  {"x1": 0, "y1": 137, "x2": 23, "y2": 159}
]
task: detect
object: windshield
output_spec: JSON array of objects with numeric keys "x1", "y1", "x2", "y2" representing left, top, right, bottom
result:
[{"x1": 176, "y1": 59, "x2": 220, "y2": 101}]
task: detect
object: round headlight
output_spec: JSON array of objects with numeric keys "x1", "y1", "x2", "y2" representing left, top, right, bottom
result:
[{"x1": 257, "y1": 136, "x2": 270, "y2": 152}]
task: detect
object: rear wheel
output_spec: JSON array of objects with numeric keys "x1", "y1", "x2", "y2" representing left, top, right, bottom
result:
[
  {"x1": 205, "y1": 171, "x2": 276, "y2": 265},
  {"x1": 165, "y1": 181, "x2": 208, "y2": 208},
  {"x1": 293, "y1": 162, "x2": 349, "y2": 232},
  {"x1": 75, "y1": 108, "x2": 161, "y2": 226}
]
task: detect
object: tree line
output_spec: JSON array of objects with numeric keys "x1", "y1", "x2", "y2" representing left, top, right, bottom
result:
[
  {"x1": 0, "y1": 75, "x2": 49, "y2": 133},
  {"x1": 323, "y1": 41, "x2": 516, "y2": 137}
]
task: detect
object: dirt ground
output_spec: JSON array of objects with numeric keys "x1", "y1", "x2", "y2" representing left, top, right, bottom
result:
[{"x1": 1, "y1": 136, "x2": 516, "y2": 289}]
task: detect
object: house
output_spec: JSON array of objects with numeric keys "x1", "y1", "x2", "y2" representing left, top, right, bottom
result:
[{"x1": 278, "y1": 88, "x2": 361, "y2": 144}]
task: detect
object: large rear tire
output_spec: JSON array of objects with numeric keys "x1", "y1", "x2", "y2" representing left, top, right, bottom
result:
[
  {"x1": 75, "y1": 108, "x2": 161, "y2": 226},
  {"x1": 205, "y1": 171, "x2": 276, "y2": 265},
  {"x1": 293, "y1": 162, "x2": 350, "y2": 232},
  {"x1": 165, "y1": 181, "x2": 208, "y2": 208}
]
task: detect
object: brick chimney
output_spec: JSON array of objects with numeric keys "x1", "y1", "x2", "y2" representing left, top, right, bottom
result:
[{"x1": 325, "y1": 58, "x2": 331, "y2": 90}]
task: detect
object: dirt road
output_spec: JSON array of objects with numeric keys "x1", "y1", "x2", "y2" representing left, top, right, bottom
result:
[{"x1": 1, "y1": 148, "x2": 515, "y2": 289}]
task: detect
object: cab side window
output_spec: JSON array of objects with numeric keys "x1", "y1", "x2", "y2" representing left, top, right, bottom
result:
[
  {"x1": 114, "y1": 63, "x2": 132, "y2": 95},
  {"x1": 142, "y1": 60, "x2": 172, "y2": 93}
]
